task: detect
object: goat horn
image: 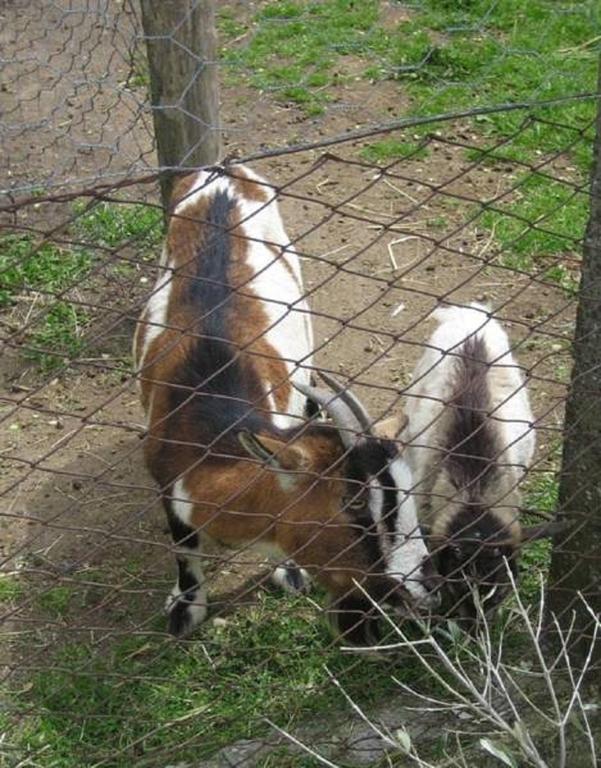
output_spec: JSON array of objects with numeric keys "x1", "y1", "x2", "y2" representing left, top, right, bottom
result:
[
  {"x1": 293, "y1": 382, "x2": 362, "y2": 449},
  {"x1": 317, "y1": 371, "x2": 373, "y2": 432}
]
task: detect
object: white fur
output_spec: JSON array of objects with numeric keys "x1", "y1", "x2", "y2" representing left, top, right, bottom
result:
[
  {"x1": 405, "y1": 303, "x2": 535, "y2": 518},
  {"x1": 385, "y1": 456, "x2": 436, "y2": 606},
  {"x1": 134, "y1": 247, "x2": 173, "y2": 370},
  {"x1": 174, "y1": 171, "x2": 232, "y2": 216},
  {"x1": 167, "y1": 478, "x2": 208, "y2": 628},
  {"x1": 271, "y1": 564, "x2": 312, "y2": 594}
]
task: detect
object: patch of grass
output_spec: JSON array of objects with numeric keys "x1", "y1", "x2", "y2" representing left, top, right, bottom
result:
[
  {"x1": 37, "y1": 586, "x2": 73, "y2": 618},
  {"x1": 360, "y1": 139, "x2": 429, "y2": 164},
  {"x1": 72, "y1": 201, "x2": 163, "y2": 250},
  {"x1": 26, "y1": 302, "x2": 90, "y2": 372},
  {"x1": 0, "y1": 235, "x2": 91, "y2": 308},
  {"x1": 218, "y1": 7, "x2": 248, "y2": 40},
  {"x1": 0, "y1": 234, "x2": 93, "y2": 371},
  {"x1": 224, "y1": 0, "x2": 598, "y2": 156},
  {"x1": 479, "y1": 173, "x2": 586, "y2": 288},
  {"x1": 0, "y1": 575, "x2": 22, "y2": 602},
  {"x1": 11, "y1": 592, "x2": 431, "y2": 767},
  {"x1": 224, "y1": 0, "x2": 595, "y2": 275},
  {"x1": 463, "y1": 145, "x2": 532, "y2": 167},
  {"x1": 221, "y1": 0, "x2": 379, "y2": 115},
  {"x1": 124, "y1": 48, "x2": 149, "y2": 89},
  {"x1": 518, "y1": 455, "x2": 560, "y2": 601}
]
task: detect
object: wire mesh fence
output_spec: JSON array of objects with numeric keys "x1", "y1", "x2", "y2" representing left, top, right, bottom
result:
[{"x1": 1, "y1": 1, "x2": 601, "y2": 767}]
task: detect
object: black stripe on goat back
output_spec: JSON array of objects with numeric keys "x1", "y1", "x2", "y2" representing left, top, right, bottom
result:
[
  {"x1": 187, "y1": 188, "x2": 236, "y2": 339},
  {"x1": 445, "y1": 335, "x2": 500, "y2": 490},
  {"x1": 167, "y1": 188, "x2": 269, "y2": 455}
]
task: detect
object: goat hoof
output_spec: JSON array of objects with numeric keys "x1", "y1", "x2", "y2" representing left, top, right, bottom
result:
[
  {"x1": 165, "y1": 588, "x2": 208, "y2": 638},
  {"x1": 272, "y1": 562, "x2": 311, "y2": 594}
]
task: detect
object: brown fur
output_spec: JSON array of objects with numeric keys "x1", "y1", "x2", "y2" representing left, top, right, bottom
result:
[{"x1": 228, "y1": 165, "x2": 270, "y2": 203}]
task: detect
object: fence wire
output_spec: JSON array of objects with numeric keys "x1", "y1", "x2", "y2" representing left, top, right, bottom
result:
[{"x1": 1, "y1": 2, "x2": 601, "y2": 768}]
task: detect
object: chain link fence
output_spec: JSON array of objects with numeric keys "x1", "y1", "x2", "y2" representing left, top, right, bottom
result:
[{"x1": 1, "y1": 1, "x2": 600, "y2": 767}]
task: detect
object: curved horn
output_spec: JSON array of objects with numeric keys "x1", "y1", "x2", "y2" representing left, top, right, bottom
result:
[
  {"x1": 294, "y1": 382, "x2": 361, "y2": 449},
  {"x1": 317, "y1": 371, "x2": 372, "y2": 432}
]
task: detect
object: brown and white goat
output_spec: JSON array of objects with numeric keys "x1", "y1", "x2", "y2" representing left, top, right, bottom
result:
[
  {"x1": 133, "y1": 165, "x2": 438, "y2": 643},
  {"x1": 404, "y1": 303, "x2": 554, "y2": 621}
]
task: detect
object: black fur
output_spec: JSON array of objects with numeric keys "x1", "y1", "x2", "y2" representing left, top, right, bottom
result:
[
  {"x1": 165, "y1": 501, "x2": 202, "y2": 637},
  {"x1": 187, "y1": 189, "x2": 235, "y2": 317},
  {"x1": 168, "y1": 600, "x2": 195, "y2": 637},
  {"x1": 166, "y1": 503, "x2": 198, "y2": 549},
  {"x1": 167, "y1": 189, "x2": 269, "y2": 457},
  {"x1": 329, "y1": 576, "x2": 410, "y2": 646},
  {"x1": 344, "y1": 439, "x2": 400, "y2": 570},
  {"x1": 329, "y1": 594, "x2": 383, "y2": 646},
  {"x1": 436, "y1": 336, "x2": 517, "y2": 621},
  {"x1": 445, "y1": 336, "x2": 500, "y2": 493}
]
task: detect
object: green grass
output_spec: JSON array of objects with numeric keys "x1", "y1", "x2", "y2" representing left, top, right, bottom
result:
[
  {"x1": 480, "y1": 173, "x2": 585, "y2": 288},
  {"x1": 0, "y1": 235, "x2": 91, "y2": 309},
  {"x1": 222, "y1": 0, "x2": 597, "y2": 287},
  {"x1": 0, "y1": 202, "x2": 161, "y2": 373},
  {"x1": 221, "y1": 0, "x2": 380, "y2": 114},
  {"x1": 518, "y1": 450, "x2": 561, "y2": 602},
  {"x1": 360, "y1": 139, "x2": 430, "y2": 164},
  {"x1": 36, "y1": 586, "x2": 73, "y2": 619},
  {"x1": 6, "y1": 573, "x2": 565, "y2": 767},
  {"x1": 72, "y1": 200, "x2": 163, "y2": 250},
  {"x1": 218, "y1": 6, "x2": 249, "y2": 41},
  {"x1": 8, "y1": 592, "x2": 431, "y2": 767},
  {"x1": 26, "y1": 302, "x2": 90, "y2": 372},
  {"x1": 222, "y1": 0, "x2": 599, "y2": 134},
  {"x1": 0, "y1": 234, "x2": 93, "y2": 371},
  {"x1": 0, "y1": 575, "x2": 22, "y2": 602}
]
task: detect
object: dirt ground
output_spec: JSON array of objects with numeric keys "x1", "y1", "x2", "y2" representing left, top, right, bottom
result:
[{"x1": 0, "y1": 0, "x2": 578, "y2": 758}]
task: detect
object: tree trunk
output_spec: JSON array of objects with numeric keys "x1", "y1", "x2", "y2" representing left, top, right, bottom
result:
[
  {"x1": 140, "y1": 0, "x2": 220, "y2": 212},
  {"x1": 546, "y1": 62, "x2": 601, "y2": 677}
]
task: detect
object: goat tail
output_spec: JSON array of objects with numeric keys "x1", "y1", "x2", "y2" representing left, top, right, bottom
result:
[{"x1": 445, "y1": 328, "x2": 500, "y2": 484}]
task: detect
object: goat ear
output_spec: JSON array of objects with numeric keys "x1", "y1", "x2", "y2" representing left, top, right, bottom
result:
[
  {"x1": 520, "y1": 520, "x2": 569, "y2": 543},
  {"x1": 372, "y1": 414, "x2": 408, "y2": 442},
  {"x1": 238, "y1": 431, "x2": 310, "y2": 472}
]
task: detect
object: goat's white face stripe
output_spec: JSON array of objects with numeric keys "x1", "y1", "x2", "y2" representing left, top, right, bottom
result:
[{"x1": 370, "y1": 455, "x2": 431, "y2": 602}]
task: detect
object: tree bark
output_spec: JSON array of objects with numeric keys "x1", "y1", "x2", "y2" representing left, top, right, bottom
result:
[
  {"x1": 140, "y1": 0, "x2": 220, "y2": 212},
  {"x1": 546, "y1": 62, "x2": 601, "y2": 677}
]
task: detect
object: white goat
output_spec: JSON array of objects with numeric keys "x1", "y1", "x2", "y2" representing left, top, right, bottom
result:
[{"x1": 404, "y1": 303, "x2": 553, "y2": 619}]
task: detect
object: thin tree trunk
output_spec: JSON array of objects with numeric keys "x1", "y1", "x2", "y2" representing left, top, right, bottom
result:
[
  {"x1": 546, "y1": 62, "x2": 601, "y2": 677},
  {"x1": 140, "y1": 0, "x2": 220, "y2": 212}
]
